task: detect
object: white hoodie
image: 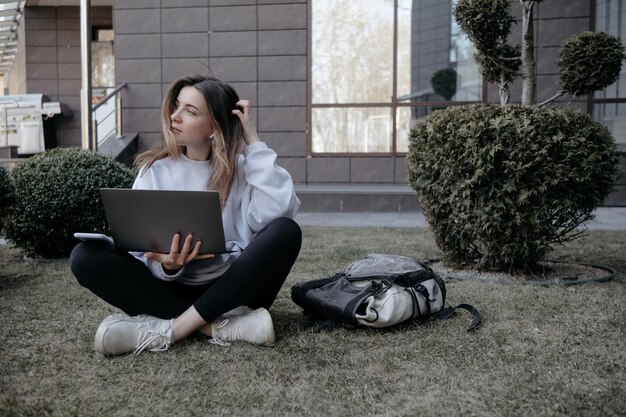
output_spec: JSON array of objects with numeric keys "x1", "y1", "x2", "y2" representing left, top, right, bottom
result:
[{"x1": 132, "y1": 141, "x2": 300, "y2": 285}]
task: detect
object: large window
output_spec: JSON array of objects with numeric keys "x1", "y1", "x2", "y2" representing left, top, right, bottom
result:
[
  {"x1": 92, "y1": 28, "x2": 115, "y2": 90},
  {"x1": 310, "y1": 0, "x2": 482, "y2": 154},
  {"x1": 91, "y1": 27, "x2": 116, "y2": 144},
  {"x1": 593, "y1": 0, "x2": 626, "y2": 147}
]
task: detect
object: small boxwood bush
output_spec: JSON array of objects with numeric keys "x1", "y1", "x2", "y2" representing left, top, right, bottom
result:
[
  {"x1": 407, "y1": 104, "x2": 619, "y2": 272},
  {"x1": 559, "y1": 31, "x2": 626, "y2": 97},
  {"x1": 0, "y1": 164, "x2": 15, "y2": 231},
  {"x1": 4, "y1": 148, "x2": 134, "y2": 258}
]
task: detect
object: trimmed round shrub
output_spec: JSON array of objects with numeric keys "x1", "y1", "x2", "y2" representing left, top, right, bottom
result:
[
  {"x1": 407, "y1": 104, "x2": 619, "y2": 272},
  {"x1": 0, "y1": 164, "x2": 14, "y2": 216},
  {"x1": 475, "y1": 43, "x2": 521, "y2": 84},
  {"x1": 559, "y1": 31, "x2": 626, "y2": 96},
  {"x1": 0, "y1": 164, "x2": 15, "y2": 234},
  {"x1": 4, "y1": 148, "x2": 134, "y2": 258},
  {"x1": 431, "y1": 68, "x2": 457, "y2": 100},
  {"x1": 453, "y1": 0, "x2": 514, "y2": 52}
]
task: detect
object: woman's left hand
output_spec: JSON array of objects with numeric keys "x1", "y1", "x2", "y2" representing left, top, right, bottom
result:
[
  {"x1": 232, "y1": 99, "x2": 260, "y2": 145},
  {"x1": 144, "y1": 233, "x2": 214, "y2": 273}
]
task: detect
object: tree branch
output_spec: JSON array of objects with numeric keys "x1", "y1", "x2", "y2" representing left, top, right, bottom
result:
[
  {"x1": 537, "y1": 90, "x2": 566, "y2": 107},
  {"x1": 499, "y1": 73, "x2": 510, "y2": 105}
]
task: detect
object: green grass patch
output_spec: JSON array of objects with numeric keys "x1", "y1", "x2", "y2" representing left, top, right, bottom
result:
[{"x1": 1, "y1": 227, "x2": 625, "y2": 416}]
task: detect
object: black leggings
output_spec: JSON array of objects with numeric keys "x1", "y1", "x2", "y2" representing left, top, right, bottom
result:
[{"x1": 70, "y1": 217, "x2": 302, "y2": 323}]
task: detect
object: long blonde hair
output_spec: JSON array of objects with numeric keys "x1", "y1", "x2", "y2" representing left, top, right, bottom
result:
[{"x1": 134, "y1": 75, "x2": 243, "y2": 208}]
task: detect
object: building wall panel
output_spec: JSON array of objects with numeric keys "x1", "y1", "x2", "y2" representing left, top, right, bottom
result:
[{"x1": 19, "y1": 6, "x2": 112, "y2": 149}]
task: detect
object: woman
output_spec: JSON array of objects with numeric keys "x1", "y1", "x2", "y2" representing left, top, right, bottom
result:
[{"x1": 70, "y1": 75, "x2": 301, "y2": 356}]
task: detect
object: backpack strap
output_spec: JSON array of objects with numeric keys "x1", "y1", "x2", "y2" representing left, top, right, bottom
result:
[
  {"x1": 407, "y1": 283, "x2": 433, "y2": 318},
  {"x1": 291, "y1": 272, "x2": 344, "y2": 296},
  {"x1": 438, "y1": 304, "x2": 481, "y2": 331}
]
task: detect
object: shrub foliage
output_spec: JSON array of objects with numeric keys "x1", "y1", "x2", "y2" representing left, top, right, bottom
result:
[
  {"x1": 559, "y1": 31, "x2": 626, "y2": 97},
  {"x1": 453, "y1": 0, "x2": 514, "y2": 52},
  {"x1": 475, "y1": 43, "x2": 521, "y2": 84},
  {"x1": 4, "y1": 148, "x2": 134, "y2": 257},
  {"x1": 0, "y1": 164, "x2": 14, "y2": 217},
  {"x1": 407, "y1": 104, "x2": 619, "y2": 272},
  {"x1": 431, "y1": 68, "x2": 457, "y2": 100},
  {"x1": 454, "y1": 0, "x2": 521, "y2": 86}
]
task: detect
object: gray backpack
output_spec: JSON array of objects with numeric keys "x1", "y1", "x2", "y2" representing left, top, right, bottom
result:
[{"x1": 291, "y1": 254, "x2": 480, "y2": 330}]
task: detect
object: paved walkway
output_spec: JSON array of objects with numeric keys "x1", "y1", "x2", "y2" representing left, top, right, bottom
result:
[
  {"x1": 0, "y1": 208, "x2": 623, "y2": 247},
  {"x1": 295, "y1": 207, "x2": 626, "y2": 230}
]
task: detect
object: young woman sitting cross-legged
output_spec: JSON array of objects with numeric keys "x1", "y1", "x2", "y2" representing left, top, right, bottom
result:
[{"x1": 70, "y1": 74, "x2": 302, "y2": 355}]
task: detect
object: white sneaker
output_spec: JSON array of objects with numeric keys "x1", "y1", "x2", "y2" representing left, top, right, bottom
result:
[
  {"x1": 210, "y1": 308, "x2": 275, "y2": 347},
  {"x1": 219, "y1": 305, "x2": 254, "y2": 319},
  {"x1": 94, "y1": 314, "x2": 174, "y2": 356}
]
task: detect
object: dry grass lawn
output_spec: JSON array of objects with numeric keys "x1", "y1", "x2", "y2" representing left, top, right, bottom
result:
[{"x1": 1, "y1": 226, "x2": 625, "y2": 417}]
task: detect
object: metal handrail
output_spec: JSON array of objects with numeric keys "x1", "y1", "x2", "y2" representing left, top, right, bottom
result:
[
  {"x1": 91, "y1": 83, "x2": 127, "y2": 148},
  {"x1": 92, "y1": 82, "x2": 127, "y2": 111}
]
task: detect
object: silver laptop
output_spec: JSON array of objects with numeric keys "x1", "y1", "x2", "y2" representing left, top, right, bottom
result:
[{"x1": 99, "y1": 188, "x2": 229, "y2": 254}]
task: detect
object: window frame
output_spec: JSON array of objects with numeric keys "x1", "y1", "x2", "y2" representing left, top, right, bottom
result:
[
  {"x1": 590, "y1": 0, "x2": 626, "y2": 150},
  {"x1": 307, "y1": 0, "x2": 483, "y2": 157}
]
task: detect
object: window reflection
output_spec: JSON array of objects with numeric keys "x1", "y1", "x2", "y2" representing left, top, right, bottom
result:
[
  {"x1": 397, "y1": 0, "x2": 451, "y2": 101},
  {"x1": 312, "y1": 108, "x2": 392, "y2": 153},
  {"x1": 593, "y1": 0, "x2": 626, "y2": 148},
  {"x1": 311, "y1": 0, "x2": 482, "y2": 154},
  {"x1": 396, "y1": 107, "x2": 414, "y2": 153},
  {"x1": 311, "y1": 0, "x2": 394, "y2": 104},
  {"x1": 397, "y1": 0, "x2": 481, "y2": 103},
  {"x1": 92, "y1": 28, "x2": 115, "y2": 88},
  {"x1": 594, "y1": 103, "x2": 626, "y2": 145},
  {"x1": 594, "y1": 0, "x2": 626, "y2": 99}
]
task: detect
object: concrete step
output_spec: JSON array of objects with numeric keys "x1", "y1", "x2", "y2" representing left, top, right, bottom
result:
[
  {"x1": 97, "y1": 132, "x2": 138, "y2": 167},
  {"x1": 294, "y1": 184, "x2": 421, "y2": 212},
  {"x1": 294, "y1": 183, "x2": 626, "y2": 210}
]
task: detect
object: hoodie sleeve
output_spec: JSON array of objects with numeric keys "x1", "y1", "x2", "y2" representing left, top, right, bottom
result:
[
  {"x1": 132, "y1": 165, "x2": 154, "y2": 190},
  {"x1": 147, "y1": 259, "x2": 186, "y2": 281},
  {"x1": 241, "y1": 142, "x2": 300, "y2": 233}
]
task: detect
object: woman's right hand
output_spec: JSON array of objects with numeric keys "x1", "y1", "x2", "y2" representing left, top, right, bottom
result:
[
  {"x1": 144, "y1": 233, "x2": 214, "y2": 272},
  {"x1": 232, "y1": 99, "x2": 260, "y2": 145}
]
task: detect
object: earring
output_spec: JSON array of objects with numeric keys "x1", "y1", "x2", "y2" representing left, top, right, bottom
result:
[{"x1": 209, "y1": 132, "x2": 215, "y2": 140}]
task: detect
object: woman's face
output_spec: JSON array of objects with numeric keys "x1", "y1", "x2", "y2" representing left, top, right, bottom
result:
[{"x1": 169, "y1": 85, "x2": 214, "y2": 152}]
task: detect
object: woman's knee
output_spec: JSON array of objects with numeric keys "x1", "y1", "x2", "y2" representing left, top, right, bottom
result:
[
  {"x1": 70, "y1": 242, "x2": 88, "y2": 273},
  {"x1": 69, "y1": 241, "x2": 110, "y2": 287},
  {"x1": 267, "y1": 217, "x2": 302, "y2": 245},
  {"x1": 250, "y1": 217, "x2": 302, "y2": 261}
]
